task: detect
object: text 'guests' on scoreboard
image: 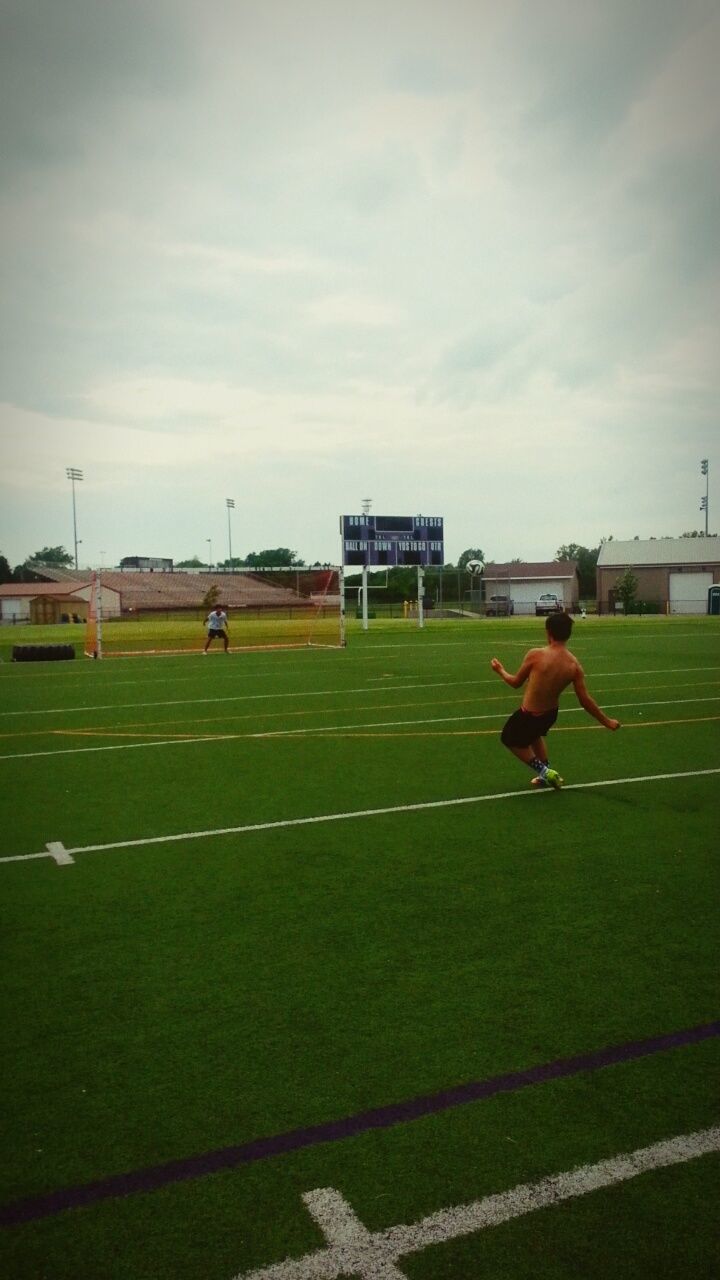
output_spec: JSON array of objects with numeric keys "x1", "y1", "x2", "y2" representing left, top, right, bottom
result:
[{"x1": 341, "y1": 515, "x2": 444, "y2": 567}]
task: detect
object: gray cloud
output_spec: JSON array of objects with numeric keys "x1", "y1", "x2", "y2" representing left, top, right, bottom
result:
[
  {"x1": 515, "y1": 0, "x2": 715, "y2": 147},
  {"x1": 0, "y1": 0, "x2": 717, "y2": 566},
  {"x1": 0, "y1": 0, "x2": 192, "y2": 173}
]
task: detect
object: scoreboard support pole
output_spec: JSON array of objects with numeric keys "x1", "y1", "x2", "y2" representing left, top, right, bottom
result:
[
  {"x1": 417, "y1": 566, "x2": 425, "y2": 629},
  {"x1": 339, "y1": 567, "x2": 346, "y2": 647},
  {"x1": 361, "y1": 566, "x2": 369, "y2": 631}
]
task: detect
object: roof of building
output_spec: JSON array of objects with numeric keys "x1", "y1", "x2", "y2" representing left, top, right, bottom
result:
[
  {"x1": 0, "y1": 582, "x2": 90, "y2": 598},
  {"x1": 30, "y1": 568, "x2": 316, "y2": 610},
  {"x1": 483, "y1": 560, "x2": 578, "y2": 579},
  {"x1": 596, "y1": 538, "x2": 720, "y2": 568},
  {"x1": 18, "y1": 566, "x2": 83, "y2": 583}
]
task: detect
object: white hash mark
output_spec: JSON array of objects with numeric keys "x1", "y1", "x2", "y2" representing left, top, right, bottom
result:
[
  {"x1": 46, "y1": 841, "x2": 74, "y2": 866},
  {"x1": 231, "y1": 1126, "x2": 720, "y2": 1279}
]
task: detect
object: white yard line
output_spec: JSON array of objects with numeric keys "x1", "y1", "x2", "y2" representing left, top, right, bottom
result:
[
  {"x1": 255, "y1": 695, "x2": 720, "y2": 738},
  {"x1": 2, "y1": 667, "x2": 719, "y2": 718},
  {"x1": 0, "y1": 693, "x2": 718, "y2": 762},
  {"x1": 0, "y1": 735, "x2": 238, "y2": 763},
  {"x1": 2, "y1": 767, "x2": 718, "y2": 867},
  {"x1": 0, "y1": 680, "x2": 476, "y2": 718},
  {"x1": 233, "y1": 1126, "x2": 720, "y2": 1279}
]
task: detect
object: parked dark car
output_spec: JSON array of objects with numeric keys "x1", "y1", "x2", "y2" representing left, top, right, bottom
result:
[
  {"x1": 486, "y1": 594, "x2": 514, "y2": 616},
  {"x1": 535, "y1": 593, "x2": 562, "y2": 616}
]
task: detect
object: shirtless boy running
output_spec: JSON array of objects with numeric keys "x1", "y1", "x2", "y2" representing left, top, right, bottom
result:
[{"x1": 491, "y1": 611, "x2": 620, "y2": 789}]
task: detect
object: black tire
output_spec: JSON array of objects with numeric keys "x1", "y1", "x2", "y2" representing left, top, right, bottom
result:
[{"x1": 12, "y1": 644, "x2": 75, "y2": 662}]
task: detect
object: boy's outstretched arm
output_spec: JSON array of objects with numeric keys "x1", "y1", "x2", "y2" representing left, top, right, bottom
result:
[
  {"x1": 490, "y1": 654, "x2": 533, "y2": 689},
  {"x1": 572, "y1": 667, "x2": 621, "y2": 729}
]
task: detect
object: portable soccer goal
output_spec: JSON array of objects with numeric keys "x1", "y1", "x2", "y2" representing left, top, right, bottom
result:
[{"x1": 84, "y1": 567, "x2": 345, "y2": 657}]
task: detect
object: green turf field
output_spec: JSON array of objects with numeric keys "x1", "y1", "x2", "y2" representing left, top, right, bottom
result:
[{"x1": 1, "y1": 616, "x2": 718, "y2": 1278}]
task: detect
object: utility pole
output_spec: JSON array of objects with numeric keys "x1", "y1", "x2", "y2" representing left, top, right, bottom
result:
[{"x1": 66, "y1": 467, "x2": 83, "y2": 570}]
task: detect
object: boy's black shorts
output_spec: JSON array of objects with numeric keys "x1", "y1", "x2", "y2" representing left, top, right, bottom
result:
[
  {"x1": 207, "y1": 629, "x2": 227, "y2": 640},
  {"x1": 501, "y1": 706, "x2": 558, "y2": 748}
]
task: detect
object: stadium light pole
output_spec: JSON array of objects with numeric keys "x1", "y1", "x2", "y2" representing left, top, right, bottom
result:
[
  {"x1": 206, "y1": 537, "x2": 212, "y2": 569},
  {"x1": 700, "y1": 459, "x2": 709, "y2": 536},
  {"x1": 226, "y1": 498, "x2": 235, "y2": 566},
  {"x1": 66, "y1": 467, "x2": 83, "y2": 570}
]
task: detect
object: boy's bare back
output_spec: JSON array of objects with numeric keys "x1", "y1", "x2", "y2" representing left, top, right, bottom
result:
[
  {"x1": 521, "y1": 645, "x2": 581, "y2": 713},
  {"x1": 491, "y1": 614, "x2": 620, "y2": 739}
]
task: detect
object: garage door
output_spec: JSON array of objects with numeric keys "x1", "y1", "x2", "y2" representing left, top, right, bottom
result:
[
  {"x1": 509, "y1": 580, "x2": 564, "y2": 616},
  {"x1": 669, "y1": 572, "x2": 713, "y2": 615}
]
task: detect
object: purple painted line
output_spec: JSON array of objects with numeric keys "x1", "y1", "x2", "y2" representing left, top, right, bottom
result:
[{"x1": 2, "y1": 1019, "x2": 718, "y2": 1228}]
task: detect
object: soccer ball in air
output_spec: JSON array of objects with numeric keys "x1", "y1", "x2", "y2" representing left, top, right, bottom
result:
[{"x1": 466, "y1": 559, "x2": 483, "y2": 576}]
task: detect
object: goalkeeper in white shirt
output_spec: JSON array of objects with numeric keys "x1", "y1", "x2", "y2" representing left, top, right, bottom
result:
[{"x1": 203, "y1": 605, "x2": 230, "y2": 653}]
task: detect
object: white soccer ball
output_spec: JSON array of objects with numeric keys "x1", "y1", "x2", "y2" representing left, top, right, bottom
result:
[{"x1": 466, "y1": 559, "x2": 483, "y2": 576}]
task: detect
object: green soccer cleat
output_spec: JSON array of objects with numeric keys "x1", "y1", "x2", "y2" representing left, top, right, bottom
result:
[
  {"x1": 544, "y1": 768, "x2": 564, "y2": 790},
  {"x1": 531, "y1": 775, "x2": 548, "y2": 789}
]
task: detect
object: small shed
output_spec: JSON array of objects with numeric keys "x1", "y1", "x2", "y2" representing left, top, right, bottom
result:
[
  {"x1": 596, "y1": 539, "x2": 720, "y2": 614},
  {"x1": 0, "y1": 581, "x2": 121, "y2": 624}
]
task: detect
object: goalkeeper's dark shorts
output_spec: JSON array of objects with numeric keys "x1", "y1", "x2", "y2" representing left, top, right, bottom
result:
[{"x1": 501, "y1": 706, "x2": 558, "y2": 748}]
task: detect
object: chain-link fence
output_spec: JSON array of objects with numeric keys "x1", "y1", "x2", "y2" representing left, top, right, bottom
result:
[{"x1": 345, "y1": 567, "x2": 577, "y2": 620}]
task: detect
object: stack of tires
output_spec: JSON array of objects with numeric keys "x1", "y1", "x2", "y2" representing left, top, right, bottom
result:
[{"x1": 12, "y1": 645, "x2": 76, "y2": 662}]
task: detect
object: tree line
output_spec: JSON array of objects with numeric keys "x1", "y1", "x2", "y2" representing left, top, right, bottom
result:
[
  {"x1": 453, "y1": 544, "x2": 602, "y2": 597},
  {"x1": 0, "y1": 546, "x2": 76, "y2": 584},
  {"x1": 0, "y1": 545, "x2": 309, "y2": 582},
  {"x1": 2, "y1": 531, "x2": 715, "y2": 596},
  {"x1": 175, "y1": 548, "x2": 305, "y2": 569}
]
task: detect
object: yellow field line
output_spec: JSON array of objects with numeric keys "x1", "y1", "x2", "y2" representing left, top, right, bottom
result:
[
  {"x1": 0, "y1": 695, "x2": 493, "y2": 739},
  {"x1": 50, "y1": 712, "x2": 720, "y2": 744},
  {"x1": 2, "y1": 706, "x2": 719, "y2": 746},
  {"x1": 1, "y1": 680, "x2": 718, "y2": 741},
  {"x1": 300, "y1": 715, "x2": 720, "y2": 739}
]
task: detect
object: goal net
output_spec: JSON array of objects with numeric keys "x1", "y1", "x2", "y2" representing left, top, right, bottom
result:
[{"x1": 84, "y1": 567, "x2": 344, "y2": 658}]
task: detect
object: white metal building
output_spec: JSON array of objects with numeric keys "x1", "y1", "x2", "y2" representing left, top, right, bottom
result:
[{"x1": 596, "y1": 538, "x2": 720, "y2": 614}]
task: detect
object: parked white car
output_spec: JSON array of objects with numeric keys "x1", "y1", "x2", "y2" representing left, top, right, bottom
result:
[{"x1": 535, "y1": 593, "x2": 562, "y2": 616}]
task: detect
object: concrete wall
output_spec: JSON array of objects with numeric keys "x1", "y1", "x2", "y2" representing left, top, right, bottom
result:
[
  {"x1": 71, "y1": 584, "x2": 122, "y2": 618},
  {"x1": 0, "y1": 597, "x2": 30, "y2": 623}
]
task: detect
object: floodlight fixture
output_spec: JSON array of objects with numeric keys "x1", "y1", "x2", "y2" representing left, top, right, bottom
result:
[{"x1": 700, "y1": 459, "x2": 709, "y2": 535}]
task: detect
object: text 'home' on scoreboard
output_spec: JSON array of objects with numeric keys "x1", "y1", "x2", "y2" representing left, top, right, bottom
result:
[{"x1": 341, "y1": 515, "x2": 444, "y2": 567}]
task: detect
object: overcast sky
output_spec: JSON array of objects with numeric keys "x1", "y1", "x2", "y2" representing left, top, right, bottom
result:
[{"x1": 1, "y1": 0, "x2": 718, "y2": 569}]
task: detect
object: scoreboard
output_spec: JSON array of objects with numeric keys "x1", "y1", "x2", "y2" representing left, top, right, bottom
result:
[{"x1": 341, "y1": 514, "x2": 444, "y2": 567}]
